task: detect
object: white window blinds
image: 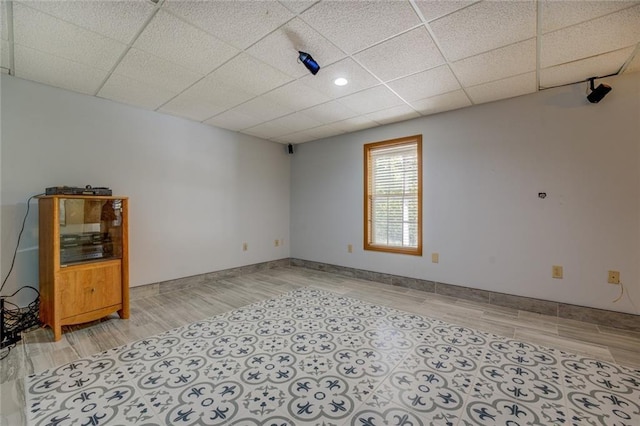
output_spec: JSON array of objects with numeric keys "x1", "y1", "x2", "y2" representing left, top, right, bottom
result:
[{"x1": 367, "y1": 141, "x2": 419, "y2": 249}]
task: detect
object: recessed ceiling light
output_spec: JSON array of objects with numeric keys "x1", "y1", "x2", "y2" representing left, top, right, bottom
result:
[{"x1": 334, "y1": 77, "x2": 348, "y2": 86}]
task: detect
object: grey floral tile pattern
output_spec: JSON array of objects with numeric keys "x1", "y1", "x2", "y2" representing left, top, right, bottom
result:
[{"x1": 26, "y1": 288, "x2": 640, "y2": 425}]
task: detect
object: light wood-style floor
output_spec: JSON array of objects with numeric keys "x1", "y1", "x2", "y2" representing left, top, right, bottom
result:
[{"x1": 2, "y1": 266, "x2": 639, "y2": 425}]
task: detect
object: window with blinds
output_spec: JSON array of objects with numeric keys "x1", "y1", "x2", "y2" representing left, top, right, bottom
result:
[{"x1": 364, "y1": 135, "x2": 422, "y2": 256}]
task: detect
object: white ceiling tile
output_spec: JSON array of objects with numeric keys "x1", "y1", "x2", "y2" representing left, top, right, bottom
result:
[
  {"x1": 299, "y1": 57, "x2": 379, "y2": 98},
  {"x1": 13, "y1": 3, "x2": 126, "y2": 71},
  {"x1": 300, "y1": 0, "x2": 420, "y2": 54},
  {"x1": 18, "y1": 0, "x2": 155, "y2": 44},
  {"x1": 387, "y1": 65, "x2": 460, "y2": 102},
  {"x1": 113, "y1": 48, "x2": 202, "y2": 93},
  {"x1": 410, "y1": 89, "x2": 472, "y2": 115},
  {"x1": 540, "y1": 5, "x2": 640, "y2": 67},
  {"x1": 333, "y1": 116, "x2": 381, "y2": 133},
  {"x1": 208, "y1": 53, "x2": 293, "y2": 96},
  {"x1": 279, "y1": 0, "x2": 319, "y2": 14},
  {"x1": 414, "y1": 0, "x2": 478, "y2": 22},
  {"x1": 451, "y1": 38, "x2": 536, "y2": 87},
  {"x1": 98, "y1": 73, "x2": 178, "y2": 110},
  {"x1": 246, "y1": 18, "x2": 345, "y2": 79},
  {"x1": 158, "y1": 92, "x2": 227, "y2": 123},
  {"x1": 204, "y1": 110, "x2": 264, "y2": 132},
  {"x1": 354, "y1": 27, "x2": 445, "y2": 82},
  {"x1": 1, "y1": 40, "x2": 9, "y2": 70},
  {"x1": 466, "y1": 72, "x2": 537, "y2": 104},
  {"x1": 261, "y1": 80, "x2": 331, "y2": 111},
  {"x1": 13, "y1": 44, "x2": 108, "y2": 95},
  {"x1": 163, "y1": 0, "x2": 294, "y2": 50},
  {"x1": 300, "y1": 100, "x2": 359, "y2": 124},
  {"x1": 540, "y1": 47, "x2": 635, "y2": 88},
  {"x1": 624, "y1": 51, "x2": 640, "y2": 74},
  {"x1": 429, "y1": 0, "x2": 536, "y2": 61},
  {"x1": 134, "y1": 10, "x2": 239, "y2": 75},
  {"x1": 277, "y1": 131, "x2": 317, "y2": 144},
  {"x1": 265, "y1": 112, "x2": 324, "y2": 135},
  {"x1": 231, "y1": 97, "x2": 294, "y2": 124},
  {"x1": 337, "y1": 85, "x2": 405, "y2": 115},
  {"x1": 364, "y1": 105, "x2": 420, "y2": 125},
  {"x1": 185, "y1": 74, "x2": 255, "y2": 111},
  {"x1": 242, "y1": 121, "x2": 291, "y2": 139},
  {"x1": 541, "y1": 0, "x2": 639, "y2": 34},
  {"x1": 296, "y1": 123, "x2": 345, "y2": 140}
]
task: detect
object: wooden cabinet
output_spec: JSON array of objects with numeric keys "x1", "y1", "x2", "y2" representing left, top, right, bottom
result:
[{"x1": 38, "y1": 195, "x2": 129, "y2": 341}]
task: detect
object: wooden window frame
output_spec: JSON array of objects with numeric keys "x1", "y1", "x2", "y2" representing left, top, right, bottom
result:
[{"x1": 364, "y1": 135, "x2": 422, "y2": 256}]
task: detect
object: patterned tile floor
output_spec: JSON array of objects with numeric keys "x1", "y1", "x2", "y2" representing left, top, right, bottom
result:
[{"x1": 25, "y1": 287, "x2": 640, "y2": 425}]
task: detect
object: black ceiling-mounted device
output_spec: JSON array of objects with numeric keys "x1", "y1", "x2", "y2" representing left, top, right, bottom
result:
[
  {"x1": 587, "y1": 77, "x2": 611, "y2": 103},
  {"x1": 298, "y1": 51, "x2": 320, "y2": 75}
]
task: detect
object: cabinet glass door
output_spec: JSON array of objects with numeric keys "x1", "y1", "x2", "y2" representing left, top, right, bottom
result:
[{"x1": 59, "y1": 198, "x2": 123, "y2": 265}]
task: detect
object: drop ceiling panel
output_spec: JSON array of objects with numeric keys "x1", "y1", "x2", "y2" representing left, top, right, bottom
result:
[
  {"x1": 409, "y1": 89, "x2": 472, "y2": 115},
  {"x1": 540, "y1": 47, "x2": 635, "y2": 88},
  {"x1": 299, "y1": 58, "x2": 379, "y2": 99},
  {"x1": 158, "y1": 92, "x2": 228, "y2": 123},
  {"x1": 246, "y1": 18, "x2": 345, "y2": 79},
  {"x1": 278, "y1": 131, "x2": 317, "y2": 144},
  {"x1": 163, "y1": 0, "x2": 294, "y2": 50},
  {"x1": 541, "y1": 5, "x2": 640, "y2": 67},
  {"x1": 98, "y1": 73, "x2": 178, "y2": 110},
  {"x1": 265, "y1": 112, "x2": 324, "y2": 135},
  {"x1": 279, "y1": 0, "x2": 319, "y2": 14},
  {"x1": 540, "y1": 0, "x2": 639, "y2": 34},
  {"x1": 12, "y1": 3, "x2": 126, "y2": 71},
  {"x1": 14, "y1": 44, "x2": 108, "y2": 95},
  {"x1": 293, "y1": 123, "x2": 345, "y2": 140},
  {"x1": 204, "y1": 110, "x2": 264, "y2": 132},
  {"x1": 242, "y1": 121, "x2": 291, "y2": 139},
  {"x1": 429, "y1": 0, "x2": 536, "y2": 61},
  {"x1": 113, "y1": 48, "x2": 202, "y2": 93},
  {"x1": 337, "y1": 85, "x2": 405, "y2": 115},
  {"x1": 134, "y1": 10, "x2": 239, "y2": 75},
  {"x1": 354, "y1": 27, "x2": 445, "y2": 82},
  {"x1": 387, "y1": 65, "x2": 460, "y2": 102},
  {"x1": 19, "y1": 0, "x2": 156, "y2": 44},
  {"x1": 261, "y1": 80, "x2": 331, "y2": 111},
  {"x1": 364, "y1": 105, "x2": 420, "y2": 125},
  {"x1": 229, "y1": 97, "x2": 294, "y2": 125},
  {"x1": 300, "y1": 0, "x2": 421, "y2": 54},
  {"x1": 333, "y1": 116, "x2": 380, "y2": 133},
  {"x1": 466, "y1": 72, "x2": 537, "y2": 104},
  {"x1": 414, "y1": 0, "x2": 478, "y2": 22},
  {"x1": 208, "y1": 53, "x2": 293, "y2": 96},
  {"x1": 176, "y1": 76, "x2": 255, "y2": 112},
  {"x1": 451, "y1": 38, "x2": 536, "y2": 87},
  {"x1": 300, "y1": 100, "x2": 359, "y2": 124}
]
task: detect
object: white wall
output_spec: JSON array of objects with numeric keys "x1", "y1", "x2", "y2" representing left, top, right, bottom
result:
[
  {"x1": 291, "y1": 72, "x2": 640, "y2": 314},
  {"x1": 1, "y1": 75, "x2": 290, "y2": 304}
]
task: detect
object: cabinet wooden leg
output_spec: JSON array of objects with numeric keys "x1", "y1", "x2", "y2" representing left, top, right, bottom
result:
[
  {"x1": 53, "y1": 325, "x2": 62, "y2": 342},
  {"x1": 117, "y1": 307, "x2": 129, "y2": 319}
]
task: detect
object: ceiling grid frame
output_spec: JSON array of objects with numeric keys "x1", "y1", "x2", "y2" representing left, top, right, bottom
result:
[{"x1": 2, "y1": 0, "x2": 638, "y2": 144}]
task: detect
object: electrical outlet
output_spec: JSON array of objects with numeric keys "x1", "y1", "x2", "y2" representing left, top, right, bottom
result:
[
  {"x1": 242, "y1": 242, "x2": 248, "y2": 251},
  {"x1": 347, "y1": 244, "x2": 353, "y2": 253},
  {"x1": 552, "y1": 265, "x2": 563, "y2": 279},
  {"x1": 274, "y1": 239, "x2": 279, "y2": 247},
  {"x1": 431, "y1": 253, "x2": 439, "y2": 263},
  {"x1": 608, "y1": 270, "x2": 620, "y2": 284}
]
